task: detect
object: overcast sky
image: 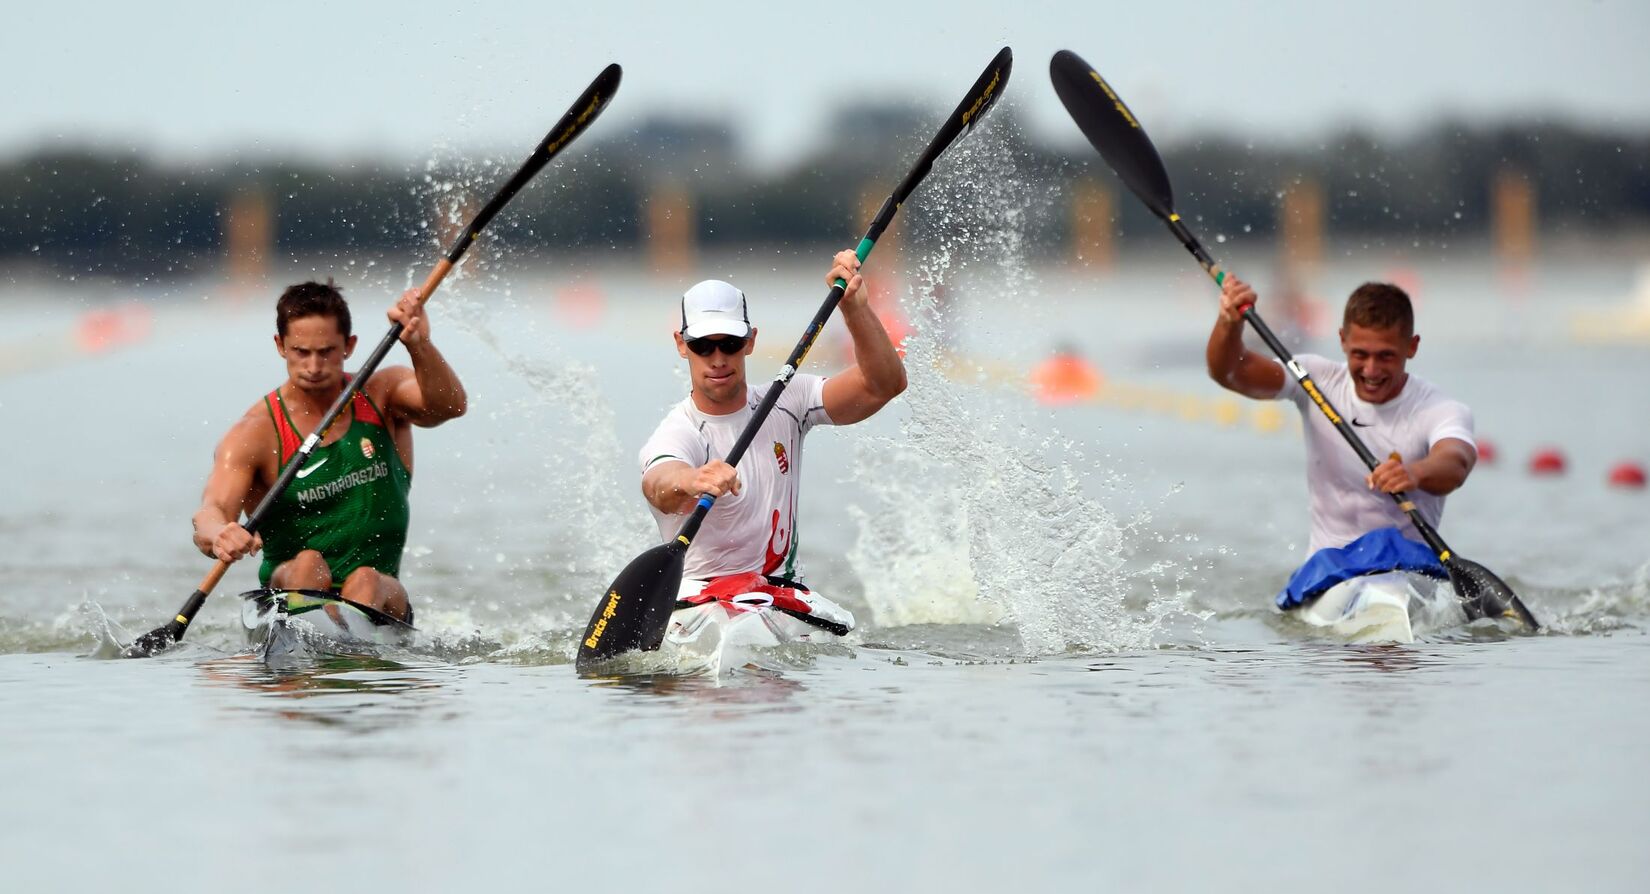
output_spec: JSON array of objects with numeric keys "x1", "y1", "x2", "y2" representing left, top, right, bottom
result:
[{"x1": 8, "y1": 0, "x2": 1649, "y2": 167}]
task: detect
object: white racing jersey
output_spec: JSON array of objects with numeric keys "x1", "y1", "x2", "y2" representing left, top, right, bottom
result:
[
  {"x1": 639, "y1": 374, "x2": 834, "y2": 581},
  {"x1": 1271, "y1": 354, "x2": 1475, "y2": 553}
]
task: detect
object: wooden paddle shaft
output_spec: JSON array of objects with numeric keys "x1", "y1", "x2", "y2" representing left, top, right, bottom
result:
[
  {"x1": 417, "y1": 259, "x2": 454, "y2": 306},
  {"x1": 197, "y1": 560, "x2": 230, "y2": 594}
]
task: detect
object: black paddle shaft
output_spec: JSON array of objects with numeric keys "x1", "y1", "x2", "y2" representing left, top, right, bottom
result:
[
  {"x1": 574, "y1": 48, "x2": 1013, "y2": 670},
  {"x1": 1049, "y1": 49, "x2": 1536, "y2": 629},
  {"x1": 125, "y1": 64, "x2": 623, "y2": 657}
]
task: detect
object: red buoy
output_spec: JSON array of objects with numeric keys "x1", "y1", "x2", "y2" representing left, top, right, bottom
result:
[
  {"x1": 1528, "y1": 448, "x2": 1567, "y2": 476},
  {"x1": 1607, "y1": 461, "x2": 1647, "y2": 489},
  {"x1": 1476, "y1": 437, "x2": 1498, "y2": 465}
]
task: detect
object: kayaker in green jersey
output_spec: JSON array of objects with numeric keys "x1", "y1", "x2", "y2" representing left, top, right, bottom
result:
[{"x1": 191, "y1": 281, "x2": 467, "y2": 622}]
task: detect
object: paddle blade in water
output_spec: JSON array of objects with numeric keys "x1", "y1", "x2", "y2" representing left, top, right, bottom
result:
[
  {"x1": 1447, "y1": 556, "x2": 1539, "y2": 631},
  {"x1": 123, "y1": 587, "x2": 209, "y2": 657},
  {"x1": 123, "y1": 627, "x2": 177, "y2": 658},
  {"x1": 575, "y1": 541, "x2": 687, "y2": 672},
  {"x1": 1048, "y1": 49, "x2": 1176, "y2": 220}
]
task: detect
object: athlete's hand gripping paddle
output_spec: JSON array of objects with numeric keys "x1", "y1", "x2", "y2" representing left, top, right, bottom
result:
[
  {"x1": 575, "y1": 48, "x2": 1014, "y2": 672},
  {"x1": 123, "y1": 64, "x2": 623, "y2": 658},
  {"x1": 1047, "y1": 49, "x2": 1537, "y2": 630}
]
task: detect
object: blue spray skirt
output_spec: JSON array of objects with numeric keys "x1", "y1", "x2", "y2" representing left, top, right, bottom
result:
[{"x1": 1278, "y1": 527, "x2": 1447, "y2": 610}]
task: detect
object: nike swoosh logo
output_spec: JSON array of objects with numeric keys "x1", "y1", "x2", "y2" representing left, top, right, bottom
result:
[
  {"x1": 295, "y1": 457, "x2": 329, "y2": 479},
  {"x1": 1351, "y1": 418, "x2": 1373, "y2": 427}
]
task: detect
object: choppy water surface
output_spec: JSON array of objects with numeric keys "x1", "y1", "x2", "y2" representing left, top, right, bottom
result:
[{"x1": 2, "y1": 152, "x2": 1648, "y2": 886}]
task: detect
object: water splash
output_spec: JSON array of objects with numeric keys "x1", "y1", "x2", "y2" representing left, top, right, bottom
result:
[
  {"x1": 398, "y1": 160, "x2": 649, "y2": 632},
  {"x1": 846, "y1": 116, "x2": 1193, "y2": 655},
  {"x1": 1529, "y1": 559, "x2": 1650, "y2": 636}
]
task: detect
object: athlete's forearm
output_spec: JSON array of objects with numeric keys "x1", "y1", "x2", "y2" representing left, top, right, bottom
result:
[
  {"x1": 191, "y1": 505, "x2": 232, "y2": 557},
  {"x1": 406, "y1": 340, "x2": 468, "y2": 421},
  {"x1": 1411, "y1": 447, "x2": 1473, "y2": 496},
  {"x1": 840, "y1": 301, "x2": 906, "y2": 400},
  {"x1": 643, "y1": 465, "x2": 697, "y2": 515},
  {"x1": 1205, "y1": 317, "x2": 1247, "y2": 389}
]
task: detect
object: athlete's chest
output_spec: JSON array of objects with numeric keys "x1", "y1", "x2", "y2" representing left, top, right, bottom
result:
[
  {"x1": 292, "y1": 425, "x2": 388, "y2": 472},
  {"x1": 1310, "y1": 379, "x2": 1430, "y2": 464}
]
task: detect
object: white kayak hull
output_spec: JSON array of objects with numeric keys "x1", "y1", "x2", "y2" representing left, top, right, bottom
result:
[
  {"x1": 1285, "y1": 570, "x2": 1457, "y2": 644},
  {"x1": 662, "y1": 586, "x2": 854, "y2": 676},
  {"x1": 240, "y1": 589, "x2": 415, "y2": 661}
]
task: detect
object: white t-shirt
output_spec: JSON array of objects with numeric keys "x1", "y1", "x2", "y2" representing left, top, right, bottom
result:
[
  {"x1": 1271, "y1": 354, "x2": 1475, "y2": 553},
  {"x1": 639, "y1": 374, "x2": 834, "y2": 581}
]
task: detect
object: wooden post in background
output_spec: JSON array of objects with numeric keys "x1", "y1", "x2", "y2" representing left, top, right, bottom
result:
[
  {"x1": 1275, "y1": 177, "x2": 1327, "y2": 337},
  {"x1": 224, "y1": 187, "x2": 272, "y2": 294},
  {"x1": 1493, "y1": 167, "x2": 1537, "y2": 265},
  {"x1": 1279, "y1": 176, "x2": 1324, "y2": 273},
  {"x1": 1070, "y1": 178, "x2": 1114, "y2": 268},
  {"x1": 646, "y1": 183, "x2": 696, "y2": 274},
  {"x1": 1492, "y1": 167, "x2": 1536, "y2": 296}
]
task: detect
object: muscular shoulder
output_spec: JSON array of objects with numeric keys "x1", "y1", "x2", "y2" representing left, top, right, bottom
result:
[
  {"x1": 640, "y1": 399, "x2": 705, "y2": 470},
  {"x1": 219, "y1": 397, "x2": 277, "y2": 461},
  {"x1": 769, "y1": 374, "x2": 829, "y2": 426},
  {"x1": 364, "y1": 365, "x2": 414, "y2": 414},
  {"x1": 1376, "y1": 372, "x2": 1470, "y2": 448},
  {"x1": 1415, "y1": 393, "x2": 1474, "y2": 445}
]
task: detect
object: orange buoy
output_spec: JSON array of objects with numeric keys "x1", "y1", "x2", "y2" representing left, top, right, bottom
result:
[
  {"x1": 1528, "y1": 447, "x2": 1567, "y2": 476},
  {"x1": 75, "y1": 310, "x2": 121, "y2": 353},
  {"x1": 1607, "y1": 461, "x2": 1647, "y2": 489},
  {"x1": 1030, "y1": 350, "x2": 1103, "y2": 405},
  {"x1": 553, "y1": 283, "x2": 606, "y2": 329},
  {"x1": 1476, "y1": 437, "x2": 1497, "y2": 465}
]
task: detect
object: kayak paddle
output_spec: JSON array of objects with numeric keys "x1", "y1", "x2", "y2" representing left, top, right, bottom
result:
[
  {"x1": 1047, "y1": 49, "x2": 1538, "y2": 630},
  {"x1": 123, "y1": 63, "x2": 624, "y2": 657},
  {"x1": 575, "y1": 47, "x2": 1014, "y2": 671}
]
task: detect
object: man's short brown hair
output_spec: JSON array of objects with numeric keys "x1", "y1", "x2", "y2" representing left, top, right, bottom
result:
[
  {"x1": 276, "y1": 280, "x2": 351, "y2": 338},
  {"x1": 1342, "y1": 282, "x2": 1413, "y2": 336}
]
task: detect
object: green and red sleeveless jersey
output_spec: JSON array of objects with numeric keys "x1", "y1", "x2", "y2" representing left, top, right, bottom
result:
[{"x1": 256, "y1": 378, "x2": 412, "y2": 587}]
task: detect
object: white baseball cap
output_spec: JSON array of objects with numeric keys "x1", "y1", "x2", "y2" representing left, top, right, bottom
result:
[{"x1": 680, "y1": 280, "x2": 751, "y2": 339}]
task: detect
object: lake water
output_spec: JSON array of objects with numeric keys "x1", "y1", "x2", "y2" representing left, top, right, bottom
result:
[{"x1": 2, "y1": 206, "x2": 1648, "y2": 888}]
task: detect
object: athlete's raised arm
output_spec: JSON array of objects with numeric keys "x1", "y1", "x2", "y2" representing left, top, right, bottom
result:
[
  {"x1": 821, "y1": 249, "x2": 907, "y2": 425},
  {"x1": 381, "y1": 288, "x2": 468, "y2": 427},
  {"x1": 1206, "y1": 274, "x2": 1286, "y2": 399},
  {"x1": 192, "y1": 409, "x2": 267, "y2": 563}
]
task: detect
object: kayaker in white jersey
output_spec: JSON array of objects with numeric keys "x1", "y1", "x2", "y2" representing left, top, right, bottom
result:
[
  {"x1": 638, "y1": 249, "x2": 906, "y2": 604},
  {"x1": 1205, "y1": 277, "x2": 1477, "y2": 556}
]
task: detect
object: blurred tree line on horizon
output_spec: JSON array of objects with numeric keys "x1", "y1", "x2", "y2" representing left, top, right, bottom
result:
[{"x1": 2, "y1": 106, "x2": 1647, "y2": 278}]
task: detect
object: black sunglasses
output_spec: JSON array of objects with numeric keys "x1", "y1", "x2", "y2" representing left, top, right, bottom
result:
[{"x1": 686, "y1": 335, "x2": 748, "y2": 356}]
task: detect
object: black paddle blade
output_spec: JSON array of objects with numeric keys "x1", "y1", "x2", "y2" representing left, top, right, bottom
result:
[
  {"x1": 123, "y1": 626, "x2": 177, "y2": 658},
  {"x1": 950, "y1": 47, "x2": 1013, "y2": 142},
  {"x1": 574, "y1": 541, "x2": 687, "y2": 672},
  {"x1": 883, "y1": 46, "x2": 1013, "y2": 217},
  {"x1": 1447, "y1": 556, "x2": 1539, "y2": 631},
  {"x1": 1049, "y1": 49, "x2": 1176, "y2": 220},
  {"x1": 122, "y1": 588, "x2": 207, "y2": 657}
]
